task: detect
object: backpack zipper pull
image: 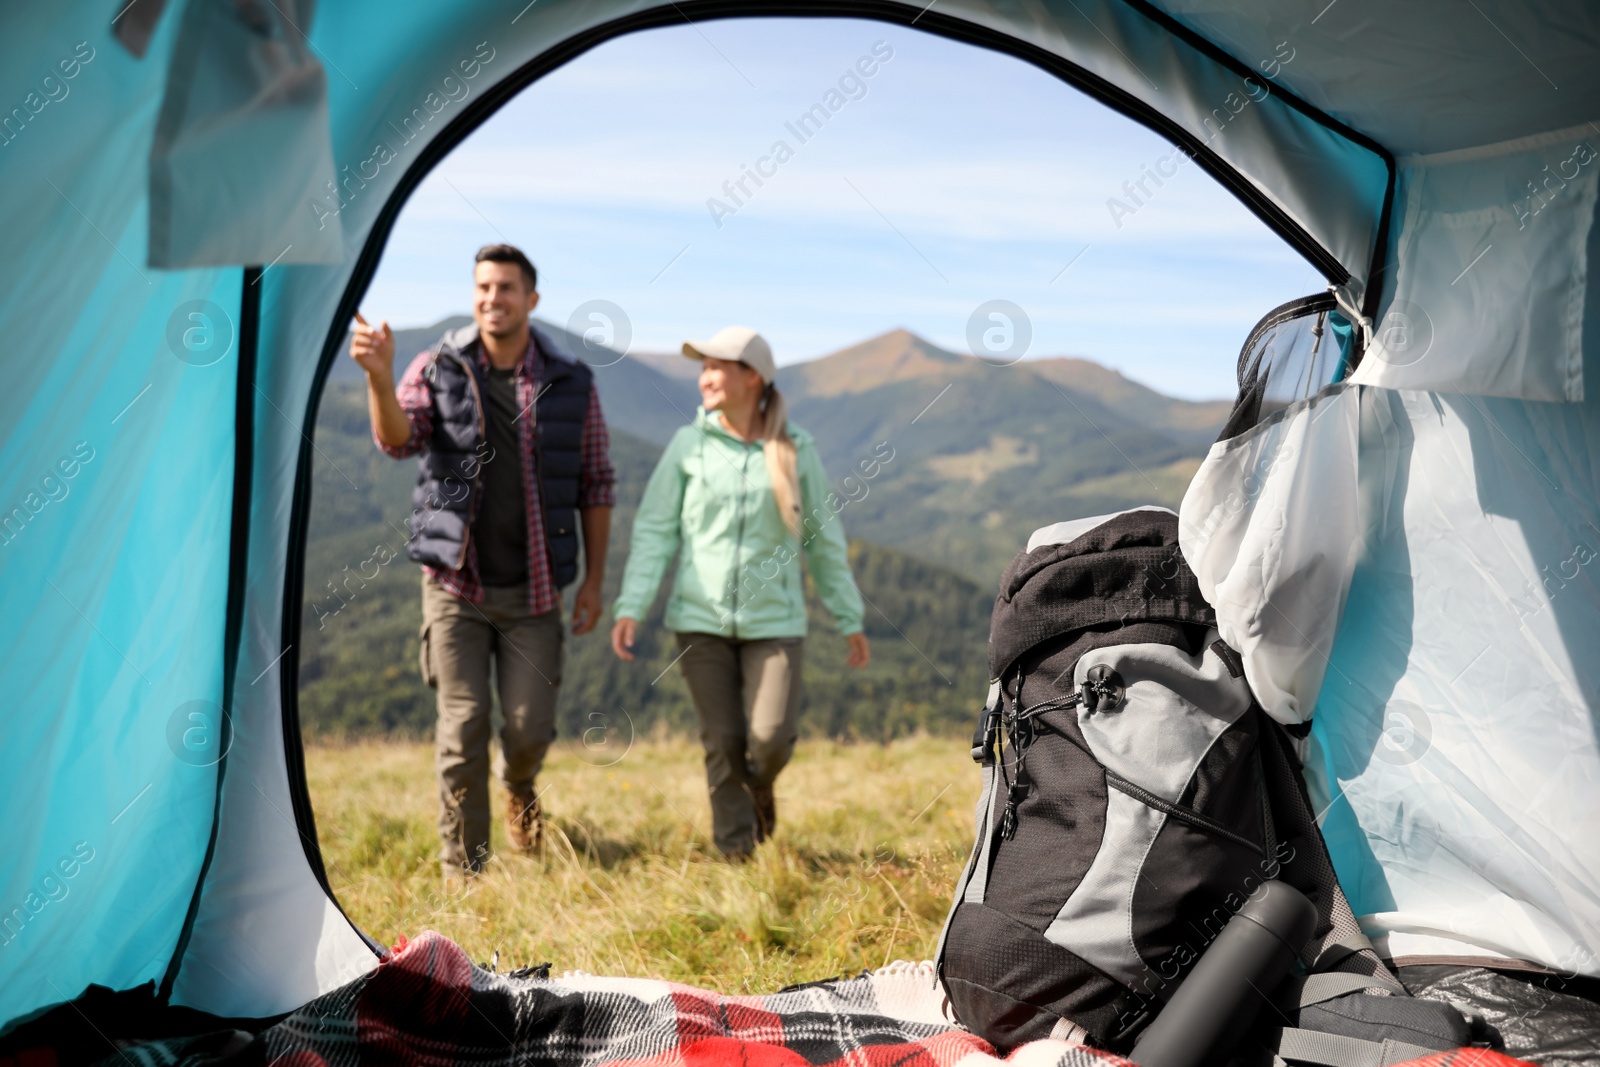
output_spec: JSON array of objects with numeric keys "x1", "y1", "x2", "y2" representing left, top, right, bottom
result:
[
  {"x1": 1000, "y1": 760, "x2": 1033, "y2": 841},
  {"x1": 999, "y1": 716, "x2": 1035, "y2": 841},
  {"x1": 997, "y1": 668, "x2": 1030, "y2": 839}
]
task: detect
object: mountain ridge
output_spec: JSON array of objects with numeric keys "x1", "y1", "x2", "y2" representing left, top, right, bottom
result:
[
  {"x1": 332, "y1": 315, "x2": 1229, "y2": 428},
  {"x1": 321, "y1": 316, "x2": 1232, "y2": 583}
]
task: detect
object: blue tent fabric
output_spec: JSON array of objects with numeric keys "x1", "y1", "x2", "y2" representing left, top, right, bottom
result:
[
  {"x1": 1311, "y1": 372, "x2": 1600, "y2": 968},
  {"x1": 2, "y1": 0, "x2": 1597, "y2": 1036},
  {"x1": 149, "y1": 0, "x2": 344, "y2": 268},
  {"x1": 0, "y1": 5, "x2": 243, "y2": 1026}
]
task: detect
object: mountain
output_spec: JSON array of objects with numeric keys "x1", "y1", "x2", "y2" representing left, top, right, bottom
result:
[
  {"x1": 298, "y1": 381, "x2": 991, "y2": 741},
  {"x1": 629, "y1": 349, "x2": 701, "y2": 381},
  {"x1": 776, "y1": 328, "x2": 1229, "y2": 451},
  {"x1": 328, "y1": 314, "x2": 702, "y2": 445},
  {"x1": 328, "y1": 317, "x2": 1231, "y2": 585},
  {"x1": 770, "y1": 330, "x2": 1229, "y2": 583},
  {"x1": 300, "y1": 319, "x2": 1235, "y2": 739}
]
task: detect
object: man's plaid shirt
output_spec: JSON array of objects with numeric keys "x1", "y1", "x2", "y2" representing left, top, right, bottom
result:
[{"x1": 377, "y1": 330, "x2": 616, "y2": 616}]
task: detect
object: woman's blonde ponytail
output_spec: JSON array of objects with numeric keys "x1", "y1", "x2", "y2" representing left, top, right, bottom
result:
[{"x1": 761, "y1": 384, "x2": 802, "y2": 538}]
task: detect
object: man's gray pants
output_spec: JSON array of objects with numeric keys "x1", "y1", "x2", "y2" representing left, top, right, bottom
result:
[{"x1": 420, "y1": 572, "x2": 562, "y2": 870}]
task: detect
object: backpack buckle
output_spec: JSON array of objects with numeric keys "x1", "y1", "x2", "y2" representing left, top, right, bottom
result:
[{"x1": 971, "y1": 680, "x2": 1003, "y2": 763}]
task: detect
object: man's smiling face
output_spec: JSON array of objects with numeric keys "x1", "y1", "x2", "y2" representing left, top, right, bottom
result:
[{"x1": 473, "y1": 260, "x2": 538, "y2": 340}]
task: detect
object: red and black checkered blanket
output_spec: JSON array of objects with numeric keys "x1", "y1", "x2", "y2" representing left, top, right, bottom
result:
[{"x1": 102, "y1": 932, "x2": 1535, "y2": 1066}]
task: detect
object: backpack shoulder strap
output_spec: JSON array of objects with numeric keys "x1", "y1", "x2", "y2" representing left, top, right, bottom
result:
[
  {"x1": 1278, "y1": 971, "x2": 1406, "y2": 1012},
  {"x1": 1275, "y1": 1027, "x2": 1440, "y2": 1067},
  {"x1": 935, "y1": 679, "x2": 1005, "y2": 973}
]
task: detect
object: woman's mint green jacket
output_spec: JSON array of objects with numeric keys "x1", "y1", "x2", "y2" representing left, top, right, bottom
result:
[{"x1": 613, "y1": 408, "x2": 865, "y2": 640}]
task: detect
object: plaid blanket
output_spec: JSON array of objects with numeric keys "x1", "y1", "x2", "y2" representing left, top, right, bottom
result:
[{"x1": 102, "y1": 931, "x2": 1535, "y2": 1067}]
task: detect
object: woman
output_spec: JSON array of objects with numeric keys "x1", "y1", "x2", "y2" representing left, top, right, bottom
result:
[{"x1": 611, "y1": 325, "x2": 870, "y2": 859}]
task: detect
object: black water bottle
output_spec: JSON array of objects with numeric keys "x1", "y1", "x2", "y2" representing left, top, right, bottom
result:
[{"x1": 1128, "y1": 880, "x2": 1318, "y2": 1067}]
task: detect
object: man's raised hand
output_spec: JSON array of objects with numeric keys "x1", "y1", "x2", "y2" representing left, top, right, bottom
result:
[{"x1": 350, "y1": 311, "x2": 395, "y2": 381}]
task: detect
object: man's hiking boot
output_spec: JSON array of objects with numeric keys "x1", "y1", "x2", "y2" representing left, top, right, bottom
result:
[
  {"x1": 441, "y1": 860, "x2": 480, "y2": 886},
  {"x1": 751, "y1": 784, "x2": 776, "y2": 844},
  {"x1": 507, "y1": 791, "x2": 544, "y2": 853}
]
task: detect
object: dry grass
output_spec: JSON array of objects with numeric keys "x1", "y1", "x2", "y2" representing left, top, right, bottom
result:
[{"x1": 305, "y1": 735, "x2": 977, "y2": 993}]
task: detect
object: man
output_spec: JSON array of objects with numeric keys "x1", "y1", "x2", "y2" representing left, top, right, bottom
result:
[{"x1": 350, "y1": 243, "x2": 615, "y2": 878}]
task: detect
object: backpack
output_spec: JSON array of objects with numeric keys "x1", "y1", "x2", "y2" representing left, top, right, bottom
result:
[{"x1": 934, "y1": 508, "x2": 1491, "y2": 1064}]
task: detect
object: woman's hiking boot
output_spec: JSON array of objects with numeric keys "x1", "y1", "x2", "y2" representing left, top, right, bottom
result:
[
  {"x1": 750, "y1": 784, "x2": 776, "y2": 843},
  {"x1": 507, "y1": 791, "x2": 544, "y2": 853}
]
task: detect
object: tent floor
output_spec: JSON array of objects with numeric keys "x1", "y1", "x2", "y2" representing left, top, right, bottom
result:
[
  {"x1": 1397, "y1": 965, "x2": 1600, "y2": 1065},
  {"x1": 0, "y1": 982, "x2": 282, "y2": 1062},
  {"x1": 7, "y1": 934, "x2": 1597, "y2": 1066}
]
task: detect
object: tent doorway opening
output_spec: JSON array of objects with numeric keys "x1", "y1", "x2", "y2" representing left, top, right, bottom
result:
[{"x1": 292, "y1": 14, "x2": 1338, "y2": 982}]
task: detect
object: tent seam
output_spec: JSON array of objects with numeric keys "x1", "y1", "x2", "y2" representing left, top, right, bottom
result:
[
  {"x1": 1113, "y1": 0, "x2": 1396, "y2": 351},
  {"x1": 159, "y1": 266, "x2": 261, "y2": 1002}
]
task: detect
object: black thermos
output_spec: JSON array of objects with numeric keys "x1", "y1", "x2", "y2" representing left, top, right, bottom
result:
[{"x1": 1128, "y1": 880, "x2": 1318, "y2": 1067}]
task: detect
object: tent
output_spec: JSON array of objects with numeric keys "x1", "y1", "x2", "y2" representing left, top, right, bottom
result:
[{"x1": 2, "y1": 0, "x2": 1596, "y2": 1037}]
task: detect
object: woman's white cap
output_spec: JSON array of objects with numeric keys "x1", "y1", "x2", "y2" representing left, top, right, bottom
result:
[{"x1": 682, "y1": 326, "x2": 775, "y2": 384}]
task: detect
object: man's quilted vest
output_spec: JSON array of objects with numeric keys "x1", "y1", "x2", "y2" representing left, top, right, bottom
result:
[{"x1": 406, "y1": 324, "x2": 593, "y2": 589}]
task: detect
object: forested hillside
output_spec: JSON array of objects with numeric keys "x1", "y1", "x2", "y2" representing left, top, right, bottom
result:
[
  {"x1": 303, "y1": 320, "x2": 1229, "y2": 739},
  {"x1": 338, "y1": 318, "x2": 1228, "y2": 584},
  {"x1": 298, "y1": 381, "x2": 991, "y2": 741}
]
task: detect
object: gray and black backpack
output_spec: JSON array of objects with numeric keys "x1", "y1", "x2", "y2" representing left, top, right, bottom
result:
[{"x1": 935, "y1": 507, "x2": 1495, "y2": 1065}]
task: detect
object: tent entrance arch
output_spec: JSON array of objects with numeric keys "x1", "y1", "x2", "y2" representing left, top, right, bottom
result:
[
  {"x1": 273, "y1": 0, "x2": 1381, "y2": 948},
  {"x1": 3, "y1": 0, "x2": 1596, "y2": 1042}
]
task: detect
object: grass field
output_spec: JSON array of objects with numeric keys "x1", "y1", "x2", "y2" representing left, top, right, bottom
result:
[{"x1": 305, "y1": 735, "x2": 978, "y2": 993}]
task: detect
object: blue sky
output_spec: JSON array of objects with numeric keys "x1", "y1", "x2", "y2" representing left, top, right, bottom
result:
[{"x1": 359, "y1": 17, "x2": 1326, "y2": 400}]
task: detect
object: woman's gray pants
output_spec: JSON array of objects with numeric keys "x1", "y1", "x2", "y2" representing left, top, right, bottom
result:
[{"x1": 673, "y1": 631, "x2": 804, "y2": 856}]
